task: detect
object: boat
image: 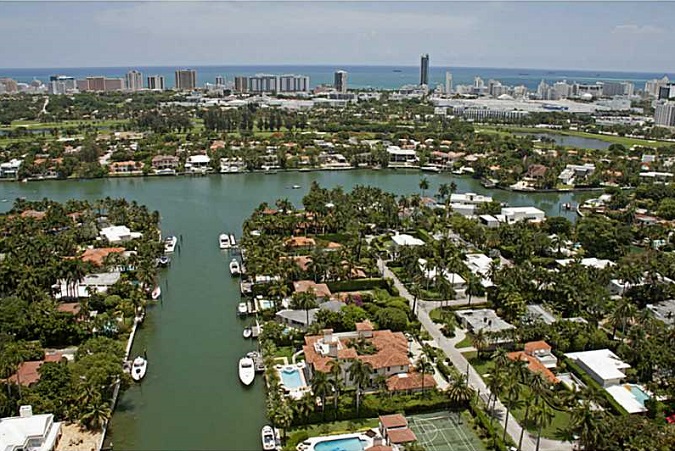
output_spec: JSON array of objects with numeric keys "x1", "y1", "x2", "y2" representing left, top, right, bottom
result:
[
  {"x1": 291, "y1": 184, "x2": 301, "y2": 189},
  {"x1": 219, "y1": 233, "x2": 231, "y2": 249},
  {"x1": 229, "y1": 259, "x2": 241, "y2": 276},
  {"x1": 238, "y1": 357, "x2": 255, "y2": 385},
  {"x1": 243, "y1": 327, "x2": 253, "y2": 339},
  {"x1": 157, "y1": 255, "x2": 171, "y2": 267},
  {"x1": 393, "y1": 69, "x2": 402, "y2": 73},
  {"x1": 421, "y1": 165, "x2": 441, "y2": 173},
  {"x1": 229, "y1": 234, "x2": 237, "y2": 247},
  {"x1": 164, "y1": 236, "x2": 177, "y2": 253},
  {"x1": 151, "y1": 286, "x2": 162, "y2": 300},
  {"x1": 155, "y1": 168, "x2": 176, "y2": 176},
  {"x1": 131, "y1": 356, "x2": 147, "y2": 382},
  {"x1": 237, "y1": 302, "x2": 248, "y2": 316},
  {"x1": 261, "y1": 425, "x2": 276, "y2": 451}
]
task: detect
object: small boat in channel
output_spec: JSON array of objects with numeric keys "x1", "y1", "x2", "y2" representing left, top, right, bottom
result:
[
  {"x1": 229, "y1": 259, "x2": 241, "y2": 276},
  {"x1": 237, "y1": 302, "x2": 248, "y2": 316},
  {"x1": 219, "y1": 233, "x2": 231, "y2": 249},
  {"x1": 291, "y1": 184, "x2": 301, "y2": 189},
  {"x1": 157, "y1": 255, "x2": 171, "y2": 267},
  {"x1": 261, "y1": 425, "x2": 276, "y2": 451},
  {"x1": 151, "y1": 285, "x2": 162, "y2": 300},
  {"x1": 164, "y1": 236, "x2": 177, "y2": 253},
  {"x1": 238, "y1": 356, "x2": 255, "y2": 386},
  {"x1": 229, "y1": 234, "x2": 237, "y2": 247},
  {"x1": 243, "y1": 327, "x2": 253, "y2": 339},
  {"x1": 131, "y1": 356, "x2": 147, "y2": 382}
]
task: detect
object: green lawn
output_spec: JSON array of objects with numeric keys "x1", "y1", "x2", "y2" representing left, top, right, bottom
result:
[
  {"x1": 284, "y1": 418, "x2": 379, "y2": 450},
  {"x1": 476, "y1": 125, "x2": 670, "y2": 149},
  {"x1": 454, "y1": 334, "x2": 474, "y2": 349},
  {"x1": 2, "y1": 118, "x2": 130, "y2": 130}
]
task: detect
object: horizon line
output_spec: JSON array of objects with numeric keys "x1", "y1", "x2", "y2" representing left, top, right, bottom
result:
[{"x1": 0, "y1": 63, "x2": 672, "y2": 76}]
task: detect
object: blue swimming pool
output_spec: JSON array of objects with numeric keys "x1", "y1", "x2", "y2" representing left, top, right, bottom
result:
[
  {"x1": 629, "y1": 384, "x2": 650, "y2": 406},
  {"x1": 280, "y1": 367, "x2": 304, "y2": 389},
  {"x1": 314, "y1": 437, "x2": 364, "y2": 451}
]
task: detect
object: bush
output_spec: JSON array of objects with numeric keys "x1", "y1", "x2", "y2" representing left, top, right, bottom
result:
[
  {"x1": 469, "y1": 400, "x2": 511, "y2": 451},
  {"x1": 284, "y1": 431, "x2": 309, "y2": 451},
  {"x1": 327, "y1": 278, "x2": 390, "y2": 293}
]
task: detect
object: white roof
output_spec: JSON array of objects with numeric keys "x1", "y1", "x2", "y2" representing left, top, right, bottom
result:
[
  {"x1": 187, "y1": 154, "x2": 211, "y2": 163},
  {"x1": 391, "y1": 233, "x2": 424, "y2": 246},
  {"x1": 386, "y1": 146, "x2": 416, "y2": 156},
  {"x1": 0, "y1": 413, "x2": 60, "y2": 451},
  {"x1": 501, "y1": 206, "x2": 545, "y2": 216},
  {"x1": 418, "y1": 258, "x2": 466, "y2": 285},
  {"x1": 450, "y1": 193, "x2": 493, "y2": 204},
  {"x1": 605, "y1": 385, "x2": 647, "y2": 414},
  {"x1": 465, "y1": 253, "x2": 492, "y2": 274},
  {"x1": 565, "y1": 349, "x2": 630, "y2": 382},
  {"x1": 556, "y1": 258, "x2": 615, "y2": 269}
]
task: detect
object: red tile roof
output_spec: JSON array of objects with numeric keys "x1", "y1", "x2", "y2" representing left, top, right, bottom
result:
[
  {"x1": 80, "y1": 247, "x2": 125, "y2": 266},
  {"x1": 365, "y1": 446, "x2": 393, "y2": 451},
  {"x1": 20, "y1": 210, "x2": 46, "y2": 220},
  {"x1": 293, "y1": 280, "x2": 331, "y2": 299},
  {"x1": 387, "y1": 428, "x2": 417, "y2": 444},
  {"x1": 507, "y1": 351, "x2": 559, "y2": 384},
  {"x1": 8, "y1": 353, "x2": 64, "y2": 386},
  {"x1": 286, "y1": 236, "x2": 316, "y2": 248},
  {"x1": 57, "y1": 302, "x2": 81, "y2": 315},
  {"x1": 356, "y1": 320, "x2": 374, "y2": 332},
  {"x1": 524, "y1": 341, "x2": 552, "y2": 355},
  {"x1": 386, "y1": 372, "x2": 437, "y2": 392},
  {"x1": 379, "y1": 414, "x2": 408, "y2": 429}
]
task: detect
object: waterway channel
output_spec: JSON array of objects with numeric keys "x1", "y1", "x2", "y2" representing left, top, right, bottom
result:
[{"x1": 0, "y1": 171, "x2": 582, "y2": 450}]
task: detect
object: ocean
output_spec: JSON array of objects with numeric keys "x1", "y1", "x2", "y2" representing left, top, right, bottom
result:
[{"x1": 0, "y1": 65, "x2": 671, "y2": 91}]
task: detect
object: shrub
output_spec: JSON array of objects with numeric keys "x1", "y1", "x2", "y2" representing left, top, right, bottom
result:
[{"x1": 327, "y1": 278, "x2": 390, "y2": 293}]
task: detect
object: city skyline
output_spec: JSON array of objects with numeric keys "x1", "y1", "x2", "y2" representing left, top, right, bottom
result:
[{"x1": 1, "y1": 2, "x2": 674, "y2": 72}]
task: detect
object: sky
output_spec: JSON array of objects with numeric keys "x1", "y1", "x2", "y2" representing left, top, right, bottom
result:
[{"x1": 0, "y1": 1, "x2": 673, "y2": 72}]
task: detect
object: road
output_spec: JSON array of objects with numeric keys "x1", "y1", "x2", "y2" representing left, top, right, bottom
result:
[{"x1": 381, "y1": 259, "x2": 572, "y2": 451}]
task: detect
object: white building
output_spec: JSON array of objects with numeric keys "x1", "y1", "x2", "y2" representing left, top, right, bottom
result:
[
  {"x1": 99, "y1": 225, "x2": 142, "y2": 243},
  {"x1": 391, "y1": 233, "x2": 424, "y2": 247},
  {"x1": 654, "y1": 101, "x2": 675, "y2": 127},
  {"x1": 53, "y1": 271, "x2": 122, "y2": 299},
  {"x1": 555, "y1": 258, "x2": 615, "y2": 270},
  {"x1": 565, "y1": 349, "x2": 630, "y2": 387},
  {"x1": 558, "y1": 164, "x2": 595, "y2": 186},
  {"x1": 499, "y1": 206, "x2": 545, "y2": 224},
  {"x1": 386, "y1": 146, "x2": 417, "y2": 166},
  {"x1": 0, "y1": 406, "x2": 61, "y2": 451},
  {"x1": 456, "y1": 309, "x2": 515, "y2": 334},
  {"x1": 0, "y1": 159, "x2": 22, "y2": 179},
  {"x1": 465, "y1": 253, "x2": 494, "y2": 287},
  {"x1": 185, "y1": 154, "x2": 212, "y2": 173},
  {"x1": 418, "y1": 258, "x2": 466, "y2": 296},
  {"x1": 445, "y1": 72, "x2": 453, "y2": 95},
  {"x1": 125, "y1": 70, "x2": 143, "y2": 91},
  {"x1": 449, "y1": 193, "x2": 492, "y2": 205},
  {"x1": 248, "y1": 74, "x2": 278, "y2": 93},
  {"x1": 278, "y1": 74, "x2": 309, "y2": 93}
]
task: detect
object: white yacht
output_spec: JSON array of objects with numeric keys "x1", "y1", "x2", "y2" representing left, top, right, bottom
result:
[
  {"x1": 219, "y1": 234, "x2": 231, "y2": 249},
  {"x1": 238, "y1": 357, "x2": 255, "y2": 386},
  {"x1": 164, "y1": 236, "x2": 177, "y2": 253},
  {"x1": 151, "y1": 285, "x2": 162, "y2": 300},
  {"x1": 237, "y1": 302, "x2": 248, "y2": 316},
  {"x1": 229, "y1": 259, "x2": 241, "y2": 276},
  {"x1": 131, "y1": 356, "x2": 147, "y2": 382},
  {"x1": 229, "y1": 234, "x2": 237, "y2": 247},
  {"x1": 261, "y1": 425, "x2": 276, "y2": 451}
]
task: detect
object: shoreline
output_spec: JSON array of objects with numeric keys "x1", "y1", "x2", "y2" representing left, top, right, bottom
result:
[{"x1": 0, "y1": 167, "x2": 606, "y2": 194}]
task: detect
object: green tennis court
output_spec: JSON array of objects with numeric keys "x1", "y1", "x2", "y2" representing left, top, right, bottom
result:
[{"x1": 408, "y1": 411, "x2": 486, "y2": 451}]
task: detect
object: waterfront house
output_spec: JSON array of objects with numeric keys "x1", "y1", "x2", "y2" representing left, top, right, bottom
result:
[
  {"x1": 7, "y1": 352, "x2": 65, "y2": 386},
  {"x1": 53, "y1": 271, "x2": 121, "y2": 299},
  {"x1": 0, "y1": 158, "x2": 22, "y2": 179},
  {"x1": 151, "y1": 155, "x2": 179, "y2": 172},
  {"x1": 109, "y1": 160, "x2": 144, "y2": 176},
  {"x1": 450, "y1": 193, "x2": 493, "y2": 205},
  {"x1": 293, "y1": 280, "x2": 331, "y2": 299},
  {"x1": 80, "y1": 247, "x2": 126, "y2": 267},
  {"x1": 275, "y1": 300, "x2": 344, "y2": 330},
  {"x1": 99, "y1": 225, "x2": 142, "y2": 243},
  {"x1": 386, "y1": 146, "x2": 417, "y2": 166},
  {"x1": 527, "y1": 164, "x2": 548, "y2": 179},
  {"x1": 565, "y1": 349, "x2": 630, "y2": 387},
  {"x1": 303, "y1": 321, "x2": 435, "y2": 392},
  {"x1": 558, "y1": 163, "x2": 595, "y2": 186},
  {"x1": 185, "y1": 154, "x2": 211, "y2": 173},
  {"x1": 499, "y1": 206, "x2": 546, "y2": 224},
  {"x1": 0, "y1": 406, "x2": 62, "y2": 451}
]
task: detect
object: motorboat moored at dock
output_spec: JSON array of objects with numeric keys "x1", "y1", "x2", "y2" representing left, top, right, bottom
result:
[
  {"x1": 229, "y1": 259, "x2": 241, "y2": 276},
  {"x1": 131, "y1": 356, "x2": 147, "y2": 382},
  {"x1": 164, "y1": 236, "x2": 177, "y2": 253},
  {"x1": 238, "y1": 357, "x2": 255, "y2": 386},
  {"x1": 219, "y1": 233, "x2": 231, "y2": 249}
]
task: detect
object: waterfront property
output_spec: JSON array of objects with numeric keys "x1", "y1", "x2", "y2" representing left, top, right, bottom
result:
[
  {"x1": 276, "y1": 362, "x2": 311, "y2": 399},
  {"x1": 53, "y1": 271, "x2": 122, "y2": 299},
  {"x1": 0, "y1": 406, "x2": 62, "y2": 451},
  {"x1": 565, "y1": 349, "x2": 630, "y2": 387}
]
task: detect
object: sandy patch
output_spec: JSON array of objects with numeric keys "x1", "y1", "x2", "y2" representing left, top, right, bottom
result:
[{"x1": 56, "y1": 423, "x2": 101, "y2": 451}]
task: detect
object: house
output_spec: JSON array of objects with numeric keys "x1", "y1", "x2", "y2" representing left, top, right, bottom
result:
[
  {"x1": 449, "y1": 193, "x2": 493, "y2": 205},
  {"x1": 507, "y1": 341, "x2": 558, "y2": 383},
  {"x1": 53, "y1": 271, "x2": 121, "y2": 299},
  {"x1": 479, "y1": 214, "x2": 500, "y2": 228},
  {"x1": 455, "y1": 309, "x2": 515, "y2": 335},
  {"x1": 379, "y1": 414, "x2": 417, "y2": 447},
  {"x1": 499, "y1": 206, "x2": 545, "y2": 224},
  {"x1": 391, "y1": 233, "x2": 424, "y2": 247},
  {"x1": 151, "y1": 155, "x2": 179, "y2": 172},
  {"x1": 0, "y1": 406, "x2": 62, "y2": 451},
  {"x1": 80, "y1": 247, "x2": 126, "y2": 267},
  {"x1": 0, "y1": 158, "x2": 22, "y2": 179},
  {"x1": 386, "y1": 146, "x2": 417, "y2": 166},
  {"x1": 525, "y1": 304, "x2": 557, "y2": 325},
  {"x1": 275, "y1": 300, "x2": 344, "y2": 330},
  {"x1": 558, "y1": 164, "x2": 595, "y2": 185},
  {"x1": 7, "y1": 353, "x2": 64, "y2": 386},
  {"x1": 285, "y1": 236, "x2": 316, "y2": 249},
  {"x1": 418, "y1": 258, "x2": 466, "y2": 296},
  {"x1": 303, "y1": 322, "x2": 434, "y2": 392},
  {"x1": 527, "y1": 164, "x2": 548, "y2": 179},
  {"x1": 293, "y1": 280, "x2": 332, "y2": 299},
  {"x1": 556, "y1": 257, "x2": 615, "y2": 270},
  {"x1": 465, "y1": 253, "x2": 494, "y2": 287},
  {"x1": 565, "y1": 349, "x2": 630, "y2": 387},
  {"x1": 99, "y1": 225, "x2": 142, "y2": 243},
  {"x1": 109, "y1": 161, "x2": 143, "y2": 175},
  {"x1": 185, "y1": 154, "x2": 211, "y2": 173}
]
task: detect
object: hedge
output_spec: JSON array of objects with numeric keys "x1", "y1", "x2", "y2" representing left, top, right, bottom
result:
[
  {"x1": 469, "y1": 399, "x2": 512, "y2": 451},
  {"x1": 562, "y1": 357, "x2": 629, "y2": 416},
  {"x1": 327, "y1": 278, "x2": 393, "y2": 294},
  {"x1": 436, "y1": 360, "x2": 453, "y2": 381},
  {"x1": 416, "y1": 228, "x2": 433, "y2": 243}
]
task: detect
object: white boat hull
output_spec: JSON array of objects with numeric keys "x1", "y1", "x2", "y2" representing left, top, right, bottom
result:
[
  {"x1": 131, "y1": 357, "x2": 147, "y2": 382},
  {"x1": 151, "y1": 286, "x2": 161, "y2": 300},
  {"x1": 261, "y1": 425, "x2": 276, "y2": 451},
  {"x1": 219, "y1": 234, "x2": 231, "y2": 249},
  {"x1": 239, "y1": 358, "x2": 255, "y2": 385},
  {"x1": 164, "y1": 236, "x2": 177, "y2": 253},
  {"x1": 229, "y1": 260, "x2": 241, "y2": 276}
]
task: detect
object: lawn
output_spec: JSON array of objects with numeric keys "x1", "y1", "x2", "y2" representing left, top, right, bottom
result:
[
  {"x1": 454, "y1": 334, "x2": 474, "y2": 349},
  {"x1": 284, "y1": 418, "x2": 379, "y2": 450},
  {"x1": 2, "y1": 118, "x2": 130, "y2": 130}
]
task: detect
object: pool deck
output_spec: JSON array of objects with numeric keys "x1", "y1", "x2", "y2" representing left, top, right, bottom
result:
[
  {"x1": 276, "y1": 362, "x2": 312, "y2": 400},
  {"x1": 298, "y1": 430, "x2": 377, "y2": 451}
]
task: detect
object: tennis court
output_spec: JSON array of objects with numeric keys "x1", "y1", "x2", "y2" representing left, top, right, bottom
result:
[{"x1": 408, "y1": 411, "x2": 486, "y2": 451}]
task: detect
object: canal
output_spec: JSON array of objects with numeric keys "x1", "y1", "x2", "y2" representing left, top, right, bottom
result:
[{"x1": 0, "y1": 171, "x2": 582, "y2": 450}]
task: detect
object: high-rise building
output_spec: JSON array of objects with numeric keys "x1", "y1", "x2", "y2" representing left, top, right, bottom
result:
[
  {"x1": 553, "y1": 81, "x2": 572, "y2": 99},
  {"x1": 86, "y1": 77, "x2": 106, "y2": 92},
  {"x1": 445, "y1": 72, "x2": 453, "y2": 95},
  {"x1": 81, "y1": 77, "x2": 124, "y2": 92},
  {"x1": 215, "y1": 76, "x2": 225, "y2": 86},
  {"x1": 248, "y1": 74, "x2": 278, "y2": 93},
  {"x1": 125, "y1": 70, "x2": 143, "y2": 91},
  {"x1": 654, "y1": 101, "x2": 675, "y2": 127},
  {"x1": 602, "y1": 81, "x2": 634, "y2": 97},
  {"x1": 334, "y1": 70, "x2": 348, "y2": 93},
  {"x1": 279, "y1": 74, "x2": 309, "y2": 92},
  {"x1": 234, "y1": 76, "x2": 248, "y2": 93},
  {"x1": 645, "y1": 76, "x2": 669, "y2": 97},
  {"x1": 146, "y1": 75, "x2": 165, "y2": 90},
  {"x1": 104, "y1": 78, "x2": 124, "y2": 91},
  {"x1": 175, "y1": 69, "x2": 197, "y2": 90},
  {"x1": 658, "y1": 84, "x2": 675, "y2": 100},
  {"x1": 420, "y1": 54, "x2": 429, "y2": 86}
]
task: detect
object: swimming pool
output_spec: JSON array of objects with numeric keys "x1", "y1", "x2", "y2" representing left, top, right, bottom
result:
[
  {"x1": 258, "y1": 299, "x2": 274, "y2": 310},
  {"x1": 313, "y1": 437, "x2": 364, "y2": 451},
  {"x1": 280, "y1": 367, "x2": 304, "y2": 389},
  {"x1": 629, "y1": 384, "x2": 650, "y2": 406}
]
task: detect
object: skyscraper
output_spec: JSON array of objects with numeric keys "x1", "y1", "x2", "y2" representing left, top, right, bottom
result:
[
  {"x1": 420, "y1": 54, "x2": 429, "y2": 86},
  {"x1": 174, "y1": 69, "x2": 197, "y2": 90},
  {"x1": 445, "y1": 72, "x2": 453, "y2": 95},
  {"x1": 655, "y1": 102, "x2": 675, "y2": 127},
  {"x1": 334, "y1": 70, "x2": 348, "y2": 93},
  {"x1": 125, "y1": 70, "x2": 143, "y2": 91},
  {"x1": 215, "y1": 76, "x2": 225, "y2": 86},
  {"x1": 147, "y1": 75, "x2": 165, "y2": 90},
  {"x1": 279, "y1": 75, "x2": 309, "y2": 92},
  {"x1": 234, "y1": 76, "x2": 248, "y2": 93}
]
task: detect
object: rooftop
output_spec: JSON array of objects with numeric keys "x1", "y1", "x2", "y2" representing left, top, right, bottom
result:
[
  {"x1": 456, "y1": 309, "x2": 515, "y2": 334},
  {"x1": 293, "y1": 280, "x2": 332, "y2": 299},
  {"x1": 379, "y1": 414, "x2": 408, "y2": 429},
  {"x1": 386, "y1": 372, "x2": 437, "y2": 392},
  {"x1": 565, "y1": 349, "x2": 630, "y2": 382},
  {"x1": 80, "y1": 247, "x2": 125, "y2": 266},
  {"x1": 391, "y1": 233, "x2": 424, "y2": 247}
]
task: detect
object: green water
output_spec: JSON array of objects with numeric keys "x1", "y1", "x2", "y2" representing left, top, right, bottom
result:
[{"x1": 0, "y1": 171, "x2": 582, "y2": 450}]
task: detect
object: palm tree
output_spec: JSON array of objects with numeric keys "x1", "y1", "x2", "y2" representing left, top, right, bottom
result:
[
  {"x1": 502, "y1": 364, "x2": 524, "y2": 443},
  {"x1": 471, "y1": 329, "x2": 489, "y2": 359},
  {"x1": 419, "y1": 177, "x2": 430, "y2": 198},
  {"x1": 609, "y1": 297, "x2": 637, "y2": 339},
  {"x1": 519, "y1": 372, "x2": 549, "y2": 450},
  {"x1": 415, "y1": 356, "x2": 434, "y2": 395},
  {"x1": 569, "y1": 401, "x2": 603, "y2": 450},
  {"x1": 293, "y1": 392, "x2": 315, "y2": 424},
  {"x1": 328, "y1": 360, "x2": 343, "y2": 417},
  {"x1": 79, "y1": 397, "x2": 111, "y2": 430},
  {"x1": 465, "y1": 273, "x2": 484, "y2": 306},
  {"x1": 270, "y1": 399, "x2": 293, "y2": 442},
  {"x1": 290, "y1": 289, "x2": 318, "y2": 326},
  {"x1": 347, "y1": 359, "x2": 373, "y2": 417},
  {"x1": 531, "y1": 401, "x2": 554, "y2": 451},
  {"x1": 447, "y1": 373, "x2": 473, "y2": 422},
  {"x1": 310, "y1": 371, "x2": 332, "y2": 419}
]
